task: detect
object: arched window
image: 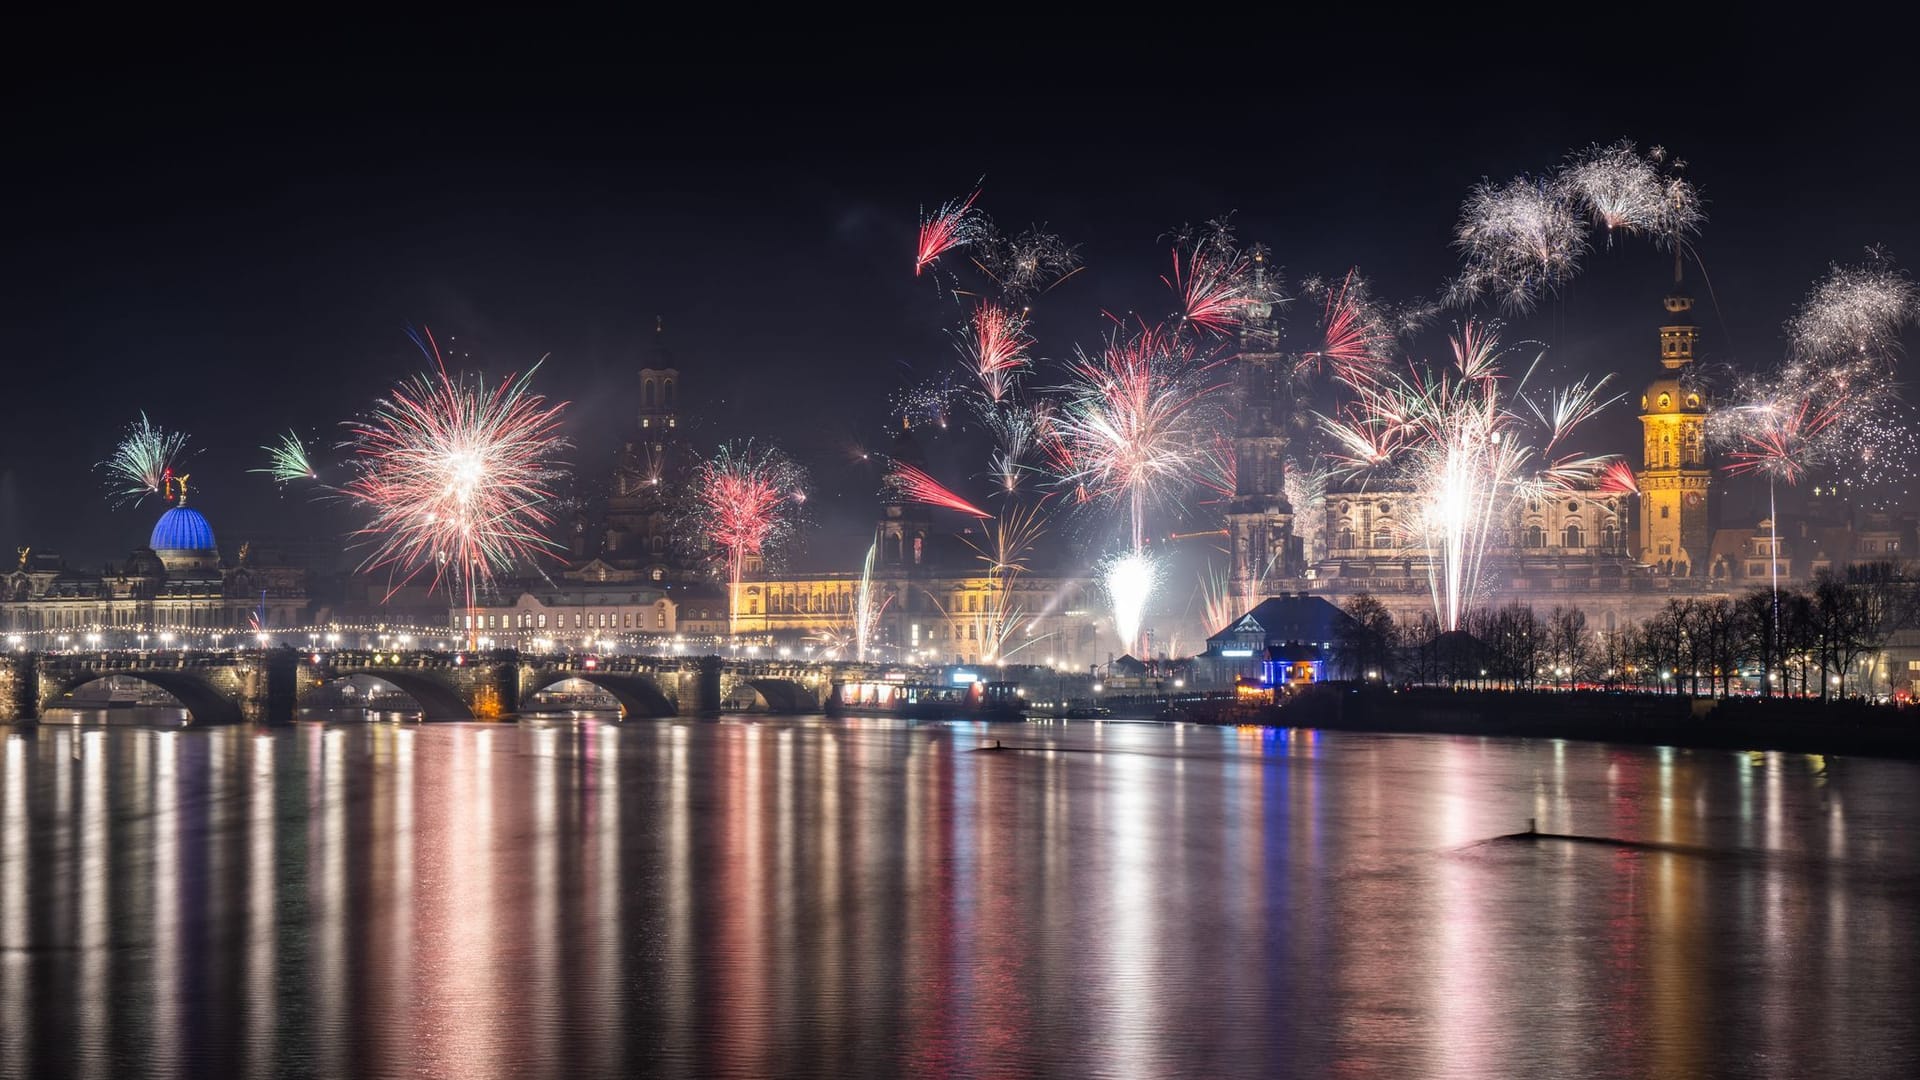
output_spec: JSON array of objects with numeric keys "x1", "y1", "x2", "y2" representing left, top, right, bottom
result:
[
  {"x1": 643, "y1": 381, "x2": 656, "y2": 407},
  {"x1": 1563, "y1": 522, "x2": 1583, "y2": 549},
  {"x1": 1526, "y1": 524, "x2": 1545, "y2": 548},
  {"x1": 1337, "y1": 527, "x2": 1354, "y2": 550},
  {"x1": 664, "y1": 380, "x2": 675, "y2": 407}
]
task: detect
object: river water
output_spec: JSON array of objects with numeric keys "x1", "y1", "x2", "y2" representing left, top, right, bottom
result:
[{"x1": 2, "y1": 714, "x2": 1916, "y2": 1078}]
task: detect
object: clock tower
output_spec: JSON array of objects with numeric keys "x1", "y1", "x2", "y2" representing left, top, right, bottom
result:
[
  {"x1": 1224, "y1": 244, "x2": 1299, "y2": 606},
  {"x1": 1636, "y1": 291, "x2": 1711, "y2": 575}
]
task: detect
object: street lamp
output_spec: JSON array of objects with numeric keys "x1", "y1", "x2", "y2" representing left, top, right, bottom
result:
[
  {"x1": 86, "y1": 632, "x2": 101, "y2": 650},
  {"x1": 160, "y1": 633, "x2": 174, "y2": 651}
]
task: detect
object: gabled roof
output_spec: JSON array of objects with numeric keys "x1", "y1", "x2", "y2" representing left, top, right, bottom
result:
[{"x1": 1209, "y1": 593, "x2": 1353, "y2": 644}]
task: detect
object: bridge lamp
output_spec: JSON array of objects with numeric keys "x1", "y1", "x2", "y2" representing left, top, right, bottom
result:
[
  {"x1": 1091, "y1": 683, "x2": 1103, "y2": 694},
  {"x1": 7, "y1": 635, "x2": 19, "y2": 652},
  {"x1": 137, "y1": 633, "x2": 148, "y2": 650},
  {"x1": 779, "y1": 646, "x2": 791, "y2": 658},
  {"x1": 399, "y1": 635, "x2": 413, "y2": 649},
  {"x1": 160, "y1": 633, "x2": 174, "y2": 649},
  {"x1": 86, "y1": 633, "x2": 101, "y2": 649},
  {"x1": 212, "y1": 633, "x2": 223, "y2": 649},
  {"x1": 1174, "y1": 678, "x2": 1185, "y2": 689},
  {"x1": 326, "y1": 633, "x2": 339, "y2": 647},
  {"x1": 56, "y1": 635, "x2": 69, "y2": 651}
]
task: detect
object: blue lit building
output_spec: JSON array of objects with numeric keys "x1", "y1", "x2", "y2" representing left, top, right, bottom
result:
[{"x1": 1201, "y1": 593, "x2": 1354, "y2": 688}]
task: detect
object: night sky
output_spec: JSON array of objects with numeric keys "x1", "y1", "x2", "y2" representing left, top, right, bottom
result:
[{"x1": 6, "y1": 31, "x2": 1915, "y2": 570}]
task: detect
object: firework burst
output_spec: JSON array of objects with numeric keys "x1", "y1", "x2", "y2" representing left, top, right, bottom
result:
[
  {"x1": 344, "y1": 334, "x2": 570, "y2": 641},
  {"x1": 1449, "y1": 176, "x2": 1588, "y2": 313},
  {"x1": 974, "y1": 226, "x2": 1082, "y2": 299},
  {"x1": 1319, "y1": 322, "x2": 1613, "y2": 629},
  {"x1": 1557, "y1": 139, "x2": 1704, "y2": 245},
  {"x1": 1165, "y1": 222, "x2": 1256, "y2": 335},
  {"x1": 692, "y1": 441, "x2": 809, "y2": 638},
  {"x1": 959, "y1": 301, "x2": 1034, "y2": 403},
  {"x1": 1596, "y1": 459, "x2": 1641, "y2": 496},
  {"x1": 252, "y1": 429, "x2": 319, "y2": 484},
  {"x1": 99, "y1": 413, "x2": 191, "y2": 507},
  {"x1": 1052, "y1": 322, "x2": 1221, "y2": 549},
  {"x1": 916, "y1": 188, "x2": 987, "y2": 277}
]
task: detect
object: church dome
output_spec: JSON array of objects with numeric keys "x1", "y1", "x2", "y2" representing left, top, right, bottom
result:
[
  {"x1": 1640, "y1": 377, "x2": 1705, "y2": 415},
  {"x1": 151, "y1": 506, "x2": 217, "y2": 552}
]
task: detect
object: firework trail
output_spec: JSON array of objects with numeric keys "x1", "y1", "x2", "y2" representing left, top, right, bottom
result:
[
  {"x1": 99, "y1": 413, "x2": 191, "y2": 507},
  {"x1": 1723, "y1": 399, "x2": 1842, "y2": 484},
  {"x1": 980, "y1": 400, "x2": 1048, "y2": 494},
  {"x1": 959, "y1": 301, "x2": 1034, "y2": 403},
  {"x1": 1318, "y1": 322, "x2": 1614, "y2": 629},
  {"x1": 854, "y1": 536, "x2": 890, "y2": 662},
  {"x1": 692, "y1": 441, "x2": 809, "y2": 638},
  {"x1": 887, "y1": 462, "x2": 990, "y2": 517},
  {"x1": 1283, "y1": 464, "x2": 1329, "y2": 562},
  {"x1": 344, "y1": 331, "x2": 570, "y2": 644},
  {"x1": 251, "y1": 430, "x2": 319, "y2": 484},
  {"x1": 916, "y1": 188, "x2": 986, "y2": 277},
  {"x1": 1449, "y1": 176, "x2": 1588, "y2": 313},
  {"x1": 1053, "y1": 322, "x2": 1222, "y2": 550}
]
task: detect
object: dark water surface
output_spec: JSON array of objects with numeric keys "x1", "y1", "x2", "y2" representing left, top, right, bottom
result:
[{"x1": 2, "y1": 716, "x2": 1917, "y2": 1078}]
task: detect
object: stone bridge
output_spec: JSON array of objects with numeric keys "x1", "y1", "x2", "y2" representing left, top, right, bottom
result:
[{"x1": 0, "y1": 649, "x2": 914, "y2": 725}]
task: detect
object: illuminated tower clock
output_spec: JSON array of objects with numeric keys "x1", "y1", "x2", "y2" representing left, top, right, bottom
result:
[{"x1": 1635, "y1": 291, "x2": 1711, "y2": 575}]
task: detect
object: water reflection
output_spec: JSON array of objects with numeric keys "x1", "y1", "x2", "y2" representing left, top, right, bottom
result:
[{"x1": 0, "y1": 720, "x2": 1915, "y2": 1078}]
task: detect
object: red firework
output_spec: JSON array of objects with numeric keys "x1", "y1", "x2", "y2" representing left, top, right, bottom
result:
[
  {"x1": 1165, "y1": 246, "x2": 1251, "y2": 336},
  {"x1": 916, "y1": 189, "x2": 984, "y2": 276},
  {"x1": 693, "y1": 442, "x2": 808, "y2": 636},
  {"x1": 962, "y1": 301, "x2": 1034, "y2": 402},
  {"x1": 1312, "y1": 270, "x2": 1392, "y2": 385},
  {"x1": 887, "y1": 462, "x2": 990, "y2": 517}
]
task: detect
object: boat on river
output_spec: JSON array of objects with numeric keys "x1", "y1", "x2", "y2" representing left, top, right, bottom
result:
[{"x1": 826, "y1": 678, "x2": 1027, "y2": 720}]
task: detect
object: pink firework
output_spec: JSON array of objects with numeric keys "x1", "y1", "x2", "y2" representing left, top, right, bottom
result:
[
  {"x1": 345, "y1": 329, "x2": 570, "y2": 645},
  {"x1": 960, "y1": 301, "x2": 1034, "y2": 402},
  {"x1": 694, "y1": 442, "x2": 809, "y2": 637},
  {"x1": 1596, "y1": 459, "x2": 1641, "y2": 496},
  {"x1": 1054, "y1": 322, "x2": 1221, "y2": 549},
  {"x1": 887, "y1": 462, "x2": 991, "y2": 517},
  {"x1": 916, "y1": 188, "x2": 985, "y2": 277}
]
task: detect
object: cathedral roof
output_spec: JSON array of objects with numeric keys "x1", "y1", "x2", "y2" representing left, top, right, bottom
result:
[{"x1": 150, "y1": 506, "x2": 217, "y2": 552}]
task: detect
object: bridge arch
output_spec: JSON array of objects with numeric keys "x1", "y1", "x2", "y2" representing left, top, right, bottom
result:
[
  {"x1": 308, "y1": 670, "x2": 479, "y2": 721},
  {"x1": 724, "y1": 677, "x2": 820, "y2": 714},
  {"x1": 522, "y1": 672, "x2": 676, "y2": 719},
  {"x1": 43, "y1": 671, "x2": 243, "y2": 726}
]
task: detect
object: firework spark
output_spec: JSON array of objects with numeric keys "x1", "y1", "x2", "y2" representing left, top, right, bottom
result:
[
  {"x1": 693, "y1": 441, "x2": 809, "y2": 638},
  {"x1": 252, "y1": 429, "x2": 318, "y2": 484},
  {"x1": 344, "y1": 334, "x2": 570, "y2": 642},
  {"x1": 887, "y1": 462, "x2": 990, "y2": 518},
  {"x1": 99, "y1": 413, "x2": 191, "y2": 507},
  {"x1": 854, "y1": 536, "x2": 891, "y2": 662},
  {"x1": 1596, "y1": 459, "x2": 1641, "y2": 496},
  {"x1": 916, "y1": 188, "x2": 986, "y2": 277},
  {"x1": 1723, "y1": 399, "x2": 1841, "y2": 484}
]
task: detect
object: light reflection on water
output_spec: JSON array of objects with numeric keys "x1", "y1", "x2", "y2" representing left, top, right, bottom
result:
[{"x1": 0, "y1": 717, "x2": 1916, "y2": 1078}]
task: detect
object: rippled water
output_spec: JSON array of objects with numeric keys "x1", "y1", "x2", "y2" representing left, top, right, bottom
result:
[{"x1": 2, "y1": 716, "x2": 1917, "y2": 1078}]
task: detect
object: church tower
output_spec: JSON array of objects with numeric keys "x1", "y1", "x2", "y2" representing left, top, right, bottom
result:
[
  {"x1": 1224, "y1": 244, "x2": 1298, "y2": 608},
  {"x1": 596, "y1": 317, "x2": 692, "y2": 578},
  {"x1": 1635, "y1": 291, "x2": 1711, "y2": 575},
  {"x1": 877, "y1": 422, "x2": 932, "y2": 570}
]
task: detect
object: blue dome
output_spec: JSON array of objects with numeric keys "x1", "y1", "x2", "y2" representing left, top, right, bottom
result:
[{"x1": 150, "y1": 506, "x2": 217, "y2": 552}]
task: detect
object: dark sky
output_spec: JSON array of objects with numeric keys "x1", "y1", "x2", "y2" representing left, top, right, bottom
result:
[{"x1": 5, "y1": 28, "x2": 1914, "y2": 569}]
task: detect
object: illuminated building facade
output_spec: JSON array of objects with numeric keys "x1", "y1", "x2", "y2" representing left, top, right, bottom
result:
[{"x1": 0, "y1": 502, "x2": 307, "y2": 636}]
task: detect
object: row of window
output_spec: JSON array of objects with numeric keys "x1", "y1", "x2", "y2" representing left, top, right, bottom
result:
[{"x1": 463, "y1": 608, "x2": 669, "y2": 630}]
